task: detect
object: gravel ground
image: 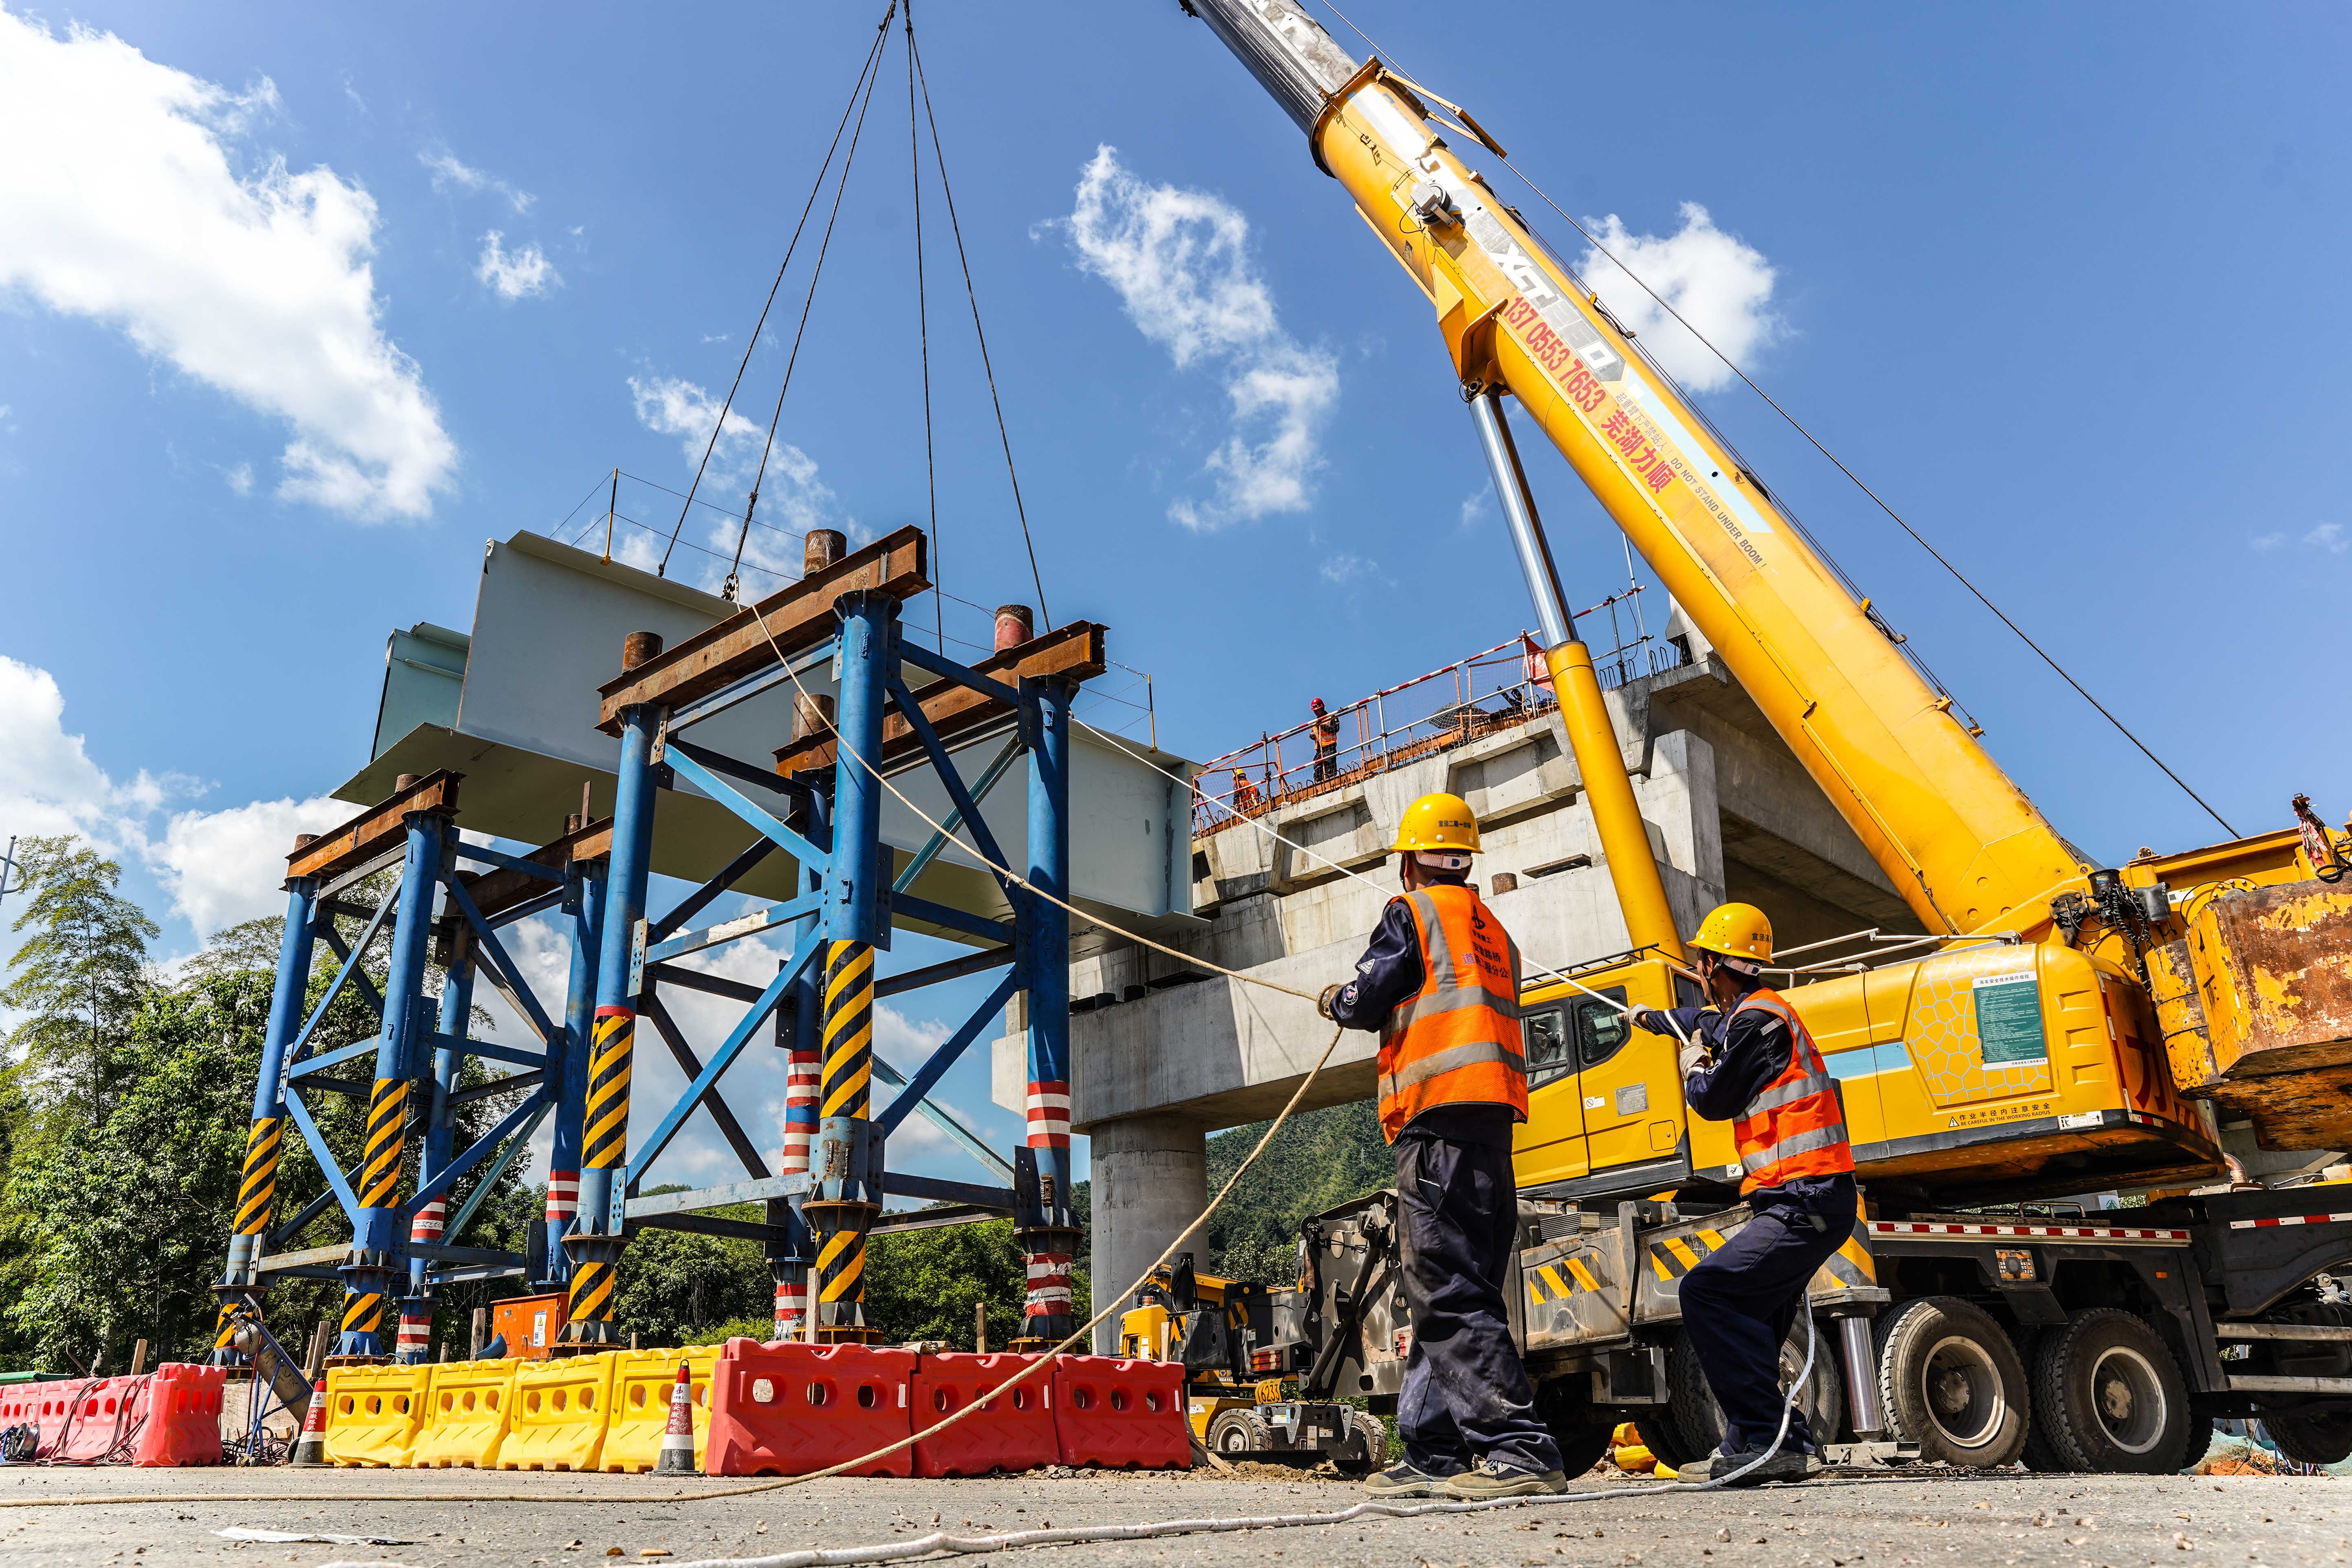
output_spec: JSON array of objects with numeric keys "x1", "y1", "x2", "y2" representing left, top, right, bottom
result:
[{"x1": 0, "y1": 1463, "x2": 2343, "y2": 1568}]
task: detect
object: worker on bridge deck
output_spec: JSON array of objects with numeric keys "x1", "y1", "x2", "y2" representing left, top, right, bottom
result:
[
  {"x1": 1309, "y1": 697, "x2": 1340, "y2": 783},
  {"x1": 1631, "y1": 902, "x2": 1856, "y2": 1486},
  {"x1": 1318, "y1": 791, "x2": 1565, "y2": 1501}
]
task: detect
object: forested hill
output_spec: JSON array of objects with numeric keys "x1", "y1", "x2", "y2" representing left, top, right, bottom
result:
[{"x1": 1072, "y1": 1099, "x2": 1393, "y2": 1286}]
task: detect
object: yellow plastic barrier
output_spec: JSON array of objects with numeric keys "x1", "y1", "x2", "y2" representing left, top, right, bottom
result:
[
  {"x1": 322, "y1": 1363, "x2": 431, "y2": 1469},
  {"x1": 600, "y1": 1345, "x2": 719, "y2": 1473},
  {"x1": 498, "y1": 1351, "x2": 616, "y2": 1472},
  {"x1": 410, "y1": 1358, "x2": 520, "y2": 1469}
]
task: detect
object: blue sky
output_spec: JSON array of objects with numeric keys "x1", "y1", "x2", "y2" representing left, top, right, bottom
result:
[{"x1": 4, "y1": 2, "x2": 2349, "y2": 1190}]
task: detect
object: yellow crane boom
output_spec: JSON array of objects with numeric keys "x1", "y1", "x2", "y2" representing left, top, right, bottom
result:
[{"x1": 1187, "y1": 0, "x2": 2083, "y2": 943}]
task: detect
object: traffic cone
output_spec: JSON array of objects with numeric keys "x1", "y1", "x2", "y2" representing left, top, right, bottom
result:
[
  {"x1": 289, "y1": 1378, "x2": 330, "y2": 1467},
  {"x1": 654, "y1": 1363, "x2": 697, "y2": 1476}
]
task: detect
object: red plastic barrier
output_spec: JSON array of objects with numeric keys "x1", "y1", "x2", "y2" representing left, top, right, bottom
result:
[
  {"x1": 0, "y1": 1379, "x2": 86, "y2": 1459},
  {"x1": 1049, "y1": 1357, "x2": 1188, "y2": 1470},
  {"x1": 53, "y1": 1374, "x2": 150, "y2": 1463},
  {"x1": 704, "y1": 1339, "x2": 915, "y2": 1478},
  {"x1": 910, "y1": 1352, "x2": 1058, "y2": 1478},
  {"x1": 133, "y1": 1363, "x2": 225, "y2": 1467}
]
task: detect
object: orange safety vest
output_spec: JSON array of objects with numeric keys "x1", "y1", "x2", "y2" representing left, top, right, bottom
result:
[
  {"x1": 1312, "y1": 714, "x2": 1339, "y2": 749},
  {"x1": 1728, "y1": 989, "x2": 1855, "y2": 1193},
  {"x1": 1377, "y1": 886, "x2": 1528, "y2": 1140}
]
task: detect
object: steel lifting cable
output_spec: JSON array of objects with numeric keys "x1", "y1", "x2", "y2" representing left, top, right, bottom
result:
[
  {"x1": 908, "y1": 25, "x2": 1051, "y2": 629},
  {"x1": 905, "y1": 0, "x2": 941, "y2": 653},
  {"x1": 659, "y1": 0, "x2": 898, "y2": 583},
  {"x1": 1308, "y1": 2, "x2": 2235, "y2": 838}
]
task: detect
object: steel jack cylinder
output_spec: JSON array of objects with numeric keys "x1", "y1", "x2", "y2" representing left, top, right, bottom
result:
[
  {"x1": 1012, "y1": 1146, "x2": 1081, "y2": 1347},
  {"x1": 805, "y1": 1114, "x2": 883, "y2": 1341}
]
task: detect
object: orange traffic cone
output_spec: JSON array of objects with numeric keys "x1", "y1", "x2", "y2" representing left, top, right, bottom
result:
[
  {"x1": 289, "y1": 1379, "x2": 330, "y2": 1467},
  {"x1": 655, "y1": 1363, "x2": 697, "y2": 1475}
]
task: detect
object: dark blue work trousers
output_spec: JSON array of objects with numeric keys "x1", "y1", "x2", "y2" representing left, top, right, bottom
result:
[
  {"x1": 1393, "y1": 1125, "x2": 1561, "y2": 1475},
  {"x1": 1675, "y1": 1175, "x2": 1857, "y2": 1456}
]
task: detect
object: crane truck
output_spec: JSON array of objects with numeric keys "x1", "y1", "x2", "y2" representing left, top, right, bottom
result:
[{"x1": 1178, "y1": 0, "x2": 2352, "y2": 1478}]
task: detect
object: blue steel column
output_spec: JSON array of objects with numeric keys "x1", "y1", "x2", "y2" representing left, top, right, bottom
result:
[
  {"x1": 567, "y1": 632, "x2": 664, "y2": 1344},
  {"x1": 338, "y1": 811, "x2": 446, "y2": 1356},
  {"x1": 397, "y1": 930, "x2": 472, "y2": 1362},
  {"x1": 807, "y1": 595, "x2": 889, "y2": 1343},
  {"x1": 1014, "y1": 676, "x2": 1078, "y2": 1347},
  {"x1": 212, "y1": 871, "x2": 320, "y2": 1354},
  {"x1": 544, "y1": 856, "x2": 604, "y2": 1289}
]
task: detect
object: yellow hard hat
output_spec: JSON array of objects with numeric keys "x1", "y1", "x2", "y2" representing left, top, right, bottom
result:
[
  {"x1": 1395, "y1": 792, "x2": 1481, "y2": 854},
  {"x1": 1691, "y1": 902, "x2": 1773, "y2": 963}
]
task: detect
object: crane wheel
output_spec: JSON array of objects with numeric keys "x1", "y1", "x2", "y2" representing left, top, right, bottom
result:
[
  {"x1": 1332, "y1": 1410, "x2": 1386, "y2": 1474},
  {"x1": 2268, "y1": 1407, "x2": 2352, "y2": 1468},
  {"x1": 1662, "y1": 1321, "x2": 1844, "y2": 1461},
  {"x1": 1874, "y1": 1296, "x2": 2029, "y2": 1469},
  {"x1": 2026, "y1": 1308, "x2": 2192, "y2": 1474},
  {"x1": 1207, "y1": 1407, "x2": 1268, "y2": 1458}
]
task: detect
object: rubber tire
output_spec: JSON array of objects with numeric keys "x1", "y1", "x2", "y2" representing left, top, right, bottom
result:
[
  {"x1": 1333, "y1": 1410, "x2": 1387, "y2": 1474},
  {"x1": 2013, "y1": 1328, "x2": 2073, "y2": 1473},
  {"x1": 2030, "y1": 1308, "x2": 2193, "y2": 1475},
  {"x1": 1664, "y1": 1318, "x2": 1845, "y2": 1460},
  {"x1": 1875, "y1": 1295, "x2": 2031, "y2": 1469},
  {"x1": 2267, "y1": 1407, "x2": 2352, "y2": 1468},
  {"x1": 1531, "y1": 1376, "x2": 1621, "y2": 1478},
  {"x1": 1207, "y1": 1407, "x2": 1266, "y2": 1458}
]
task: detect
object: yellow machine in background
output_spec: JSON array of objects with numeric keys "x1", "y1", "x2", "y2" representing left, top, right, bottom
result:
[{"x1": 1118, "y1": 1256, "x2": 1382, "y2": 1468}]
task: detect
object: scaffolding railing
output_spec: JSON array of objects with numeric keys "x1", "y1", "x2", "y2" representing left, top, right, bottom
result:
[{"x1": 1191, "y1": 599, "x2": 1686, "y2": 836}]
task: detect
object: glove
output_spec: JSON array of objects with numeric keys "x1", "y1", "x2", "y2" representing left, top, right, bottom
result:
[
  {"x1": 1678, "y1": 1041, "x2": 1708, "y2": 1079},
  {"x1": 1317, "y1": 983, "x2": 1345, "y2": 1022}
]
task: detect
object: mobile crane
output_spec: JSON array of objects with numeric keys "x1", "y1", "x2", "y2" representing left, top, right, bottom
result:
[{"x1": 1184, "y1": 0, "x2": 2352, "y2": 1476}]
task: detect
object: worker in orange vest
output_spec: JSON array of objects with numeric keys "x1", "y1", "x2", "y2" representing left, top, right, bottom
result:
[
  {"x1": 1309, "y1": 697, "x2": 1340, "y2": 783},
  {"x1": 1229, "y1": 769, "x2": 1262, "y2": 813},
  {"x1": 1631, "y1": 902, "x2": 1856, "y2": 1485},
  {"x1": 1317, "y1": 792, "x2": 1564, "y2": 1501}
]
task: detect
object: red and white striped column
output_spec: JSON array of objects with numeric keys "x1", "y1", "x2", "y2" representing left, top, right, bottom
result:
[
  {"x1": 773, "y1": 1043, "x2": 820, "y2": 1340},
  {"x1": 1018, "y1": 1074, "x2": 1077, "y2": 1341},
  {"x1": 397, "y1": 1198, "x2": 446, "y2": 1361}
]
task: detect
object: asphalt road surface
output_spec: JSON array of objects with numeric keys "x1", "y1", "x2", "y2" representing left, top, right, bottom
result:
[{"x1": 0, "y1": 1464, "x2": 2343, "y2": 1568}]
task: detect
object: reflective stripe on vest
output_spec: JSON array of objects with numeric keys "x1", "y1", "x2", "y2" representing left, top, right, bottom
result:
[
  {"x1": 1375, "y1": 887, "x2": 1528, "y2": 1140},
  {"x1": 1728, "y1": 989, "x2": 1855, "y2": 1193}
]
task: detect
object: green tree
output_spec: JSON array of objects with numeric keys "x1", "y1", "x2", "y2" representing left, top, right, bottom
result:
[
  {"x1": 864, "y1": 1217, "x2": 1028, "y2": 1349},
  {"x1": 0, "y1": 836, "x2": 158, "y2": 1118},
  {"x1": 612, "y1": 1191, "x2": 773, "y2": 1346}
]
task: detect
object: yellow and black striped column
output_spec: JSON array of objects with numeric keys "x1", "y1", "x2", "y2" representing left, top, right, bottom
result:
[
  {"x1": 808, "y1": 940, "x2": 881, "y2": 1341},
  {"x1": 212, "y1": 1114, "x2": 285, "y2": 1349},
  {"x1": 335, "y1": 1078, "x2": 409, "y2": 1346},
  {"x1": 565, "y1": 1006, "x2": 634, "y2": 1337}
]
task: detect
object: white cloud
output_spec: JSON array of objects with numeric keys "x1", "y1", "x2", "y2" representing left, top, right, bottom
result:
[
  {"x1": 2252, "y1": 532, "x2": 2285, "y2": 552},
  {"x1": 1577, "y1": 202, "x2": 1781, "y2": 393},
  {"x1": 223, "y1": 461, "x2": 253, "y2": 495},
  {"x1": 1318, "y1": 552, "x2": 1376, "y2": 585},
  {"x1": 1457, "y1": 487, "x2": 1489, "y2": 531},
  {"x1": 153, "y1": 794, "x2": 349, "y2": 935},
  {"x1": 0, "y1": 9, "x2": 457, "y2": 521},
  {"x1": 2306, "y1": 523, "x2": 2346, "y2": 554},
  {"x1": 0, "y1": 655, "x2": 342, "y2": 937},
  {"x1": 476, "y1": 231, "x2": 559, "y2": 301},
  {"x1": 420, "y1": 149, "x2": 533, "y2": 213},
  {"x1": 628, "y1": 374, "x2": 845, "y2": 591},
  {"x1": 1055, "y1": 145, "x2": 1337, "y2": 532}
]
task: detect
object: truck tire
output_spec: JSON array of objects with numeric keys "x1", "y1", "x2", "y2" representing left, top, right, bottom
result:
[
  {"x1": 1206, "y1": 1407, "x2": 1267, "y2": 1459},
  {"x1": 1664, "y1": 1319, "x2": 1845, "y2": 1460},
  {"x1": 2013, "y1": 1328, "x2": 2071, "y2": 1473},
  {"x1": 2028, "y1": 1308, "x2": 2191, "y2": 1474},
  {"x1": 1332, "y1": 1409, "x2": 1387, "y2": 1474},
  {"x1": 1531, "y1": 1377, "x2": 1616, "y2": 1478},
  {"x1": 1875, "y1": 1296, "x2": 2030, "y2": 1468},
  {"x1": 2268, "y1": 1407, "x2": 2352, "y2": 1468}
]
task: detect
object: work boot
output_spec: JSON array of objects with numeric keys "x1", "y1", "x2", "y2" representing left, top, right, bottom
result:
[
  {"x1": 1363, "y1": 1460, "x2": 1454, "y2": 1497},
  {"x1": 1676, "y1": 1445, "x2": 1819, "y2": 1485},
  {"x1": 1439, "y1": 1457, "x2": 1569, "y2": 1499}
]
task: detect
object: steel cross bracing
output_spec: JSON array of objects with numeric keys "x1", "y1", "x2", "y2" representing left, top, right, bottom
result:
[
  {"x1": 573, "y1": 534, "x2": 1092, "y2": 1349},
  {"x1": 211, "y1": 771, "x2": 614, "y2": 1361}
]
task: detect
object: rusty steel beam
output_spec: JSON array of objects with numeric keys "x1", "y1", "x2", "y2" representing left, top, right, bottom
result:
[
  {"x1": 770, "y1": 622, "x2": 1107, "y2": 774},
  {"x1": 595, "y1": 526, "x2": 928, "y2": 734},
  {"x1": 287, "y1": 771, "x2": 462, "y2": 881},
  {"x1": 459, "y1": 816, "x2": 615, "y2": 923}
]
